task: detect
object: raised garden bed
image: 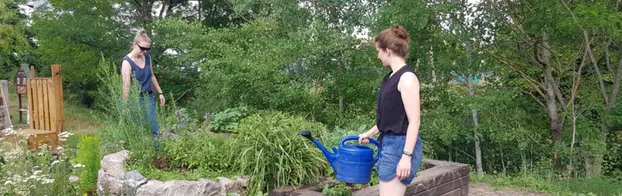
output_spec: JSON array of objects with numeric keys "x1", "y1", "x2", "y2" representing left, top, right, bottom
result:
[{"x1": 270, "y1": 159, "x2": 470, "y2": 196}]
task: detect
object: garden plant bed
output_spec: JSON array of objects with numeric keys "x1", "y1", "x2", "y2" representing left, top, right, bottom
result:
[
  {"x1": 270, "y1": 159, "x2": 470, "y2": 196},
  {"x1": 97, "y1": 150, "x2": 250, "y2": 196}
]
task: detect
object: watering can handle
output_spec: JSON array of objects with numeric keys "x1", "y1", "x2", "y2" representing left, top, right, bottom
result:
[{"x1": 339, "y1": 136, "x2": 382, "y2": 164}]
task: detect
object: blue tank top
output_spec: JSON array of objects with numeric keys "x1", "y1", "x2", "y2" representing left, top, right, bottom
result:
[{"x1": 122, "y1": 54, "x2": 153, "y2": 93}]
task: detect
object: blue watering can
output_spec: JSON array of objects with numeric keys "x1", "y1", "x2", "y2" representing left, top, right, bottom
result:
[{"x1": 299, "y1": 130, "x2": 381, "y2": 184}]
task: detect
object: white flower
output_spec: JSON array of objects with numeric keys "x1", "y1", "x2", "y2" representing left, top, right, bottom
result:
[
  {"x1": 41, "y1": 178, "x2": 54, "y2": 184},
  {"x1": 33, "y1": 170, "x2": 42, "y2": 175},
  {"x1": 17, "y1": 190, "x2": 29, "y2": 196},
  {"x1": 51, "y1": 160, "x2": 61, "y2": 166},
  {"x1": 4, "y1": 180, "x2": 13, "y2": 185},
  {"x1": 73, "y1": 164, "x2": 85, "y2": 168}
]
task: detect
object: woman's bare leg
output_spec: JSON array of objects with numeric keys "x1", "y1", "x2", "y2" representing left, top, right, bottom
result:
[{"x1": 379, "y1": 177, "x2": 407, "y2": 196}]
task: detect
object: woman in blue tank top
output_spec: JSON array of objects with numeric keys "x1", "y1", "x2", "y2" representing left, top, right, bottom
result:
[
  {"x1": 358, "y1": 25, "x2": 424, "y2": 195},
  {"x1": 120, "y1": 28, "x2": 166, "y2": 143}
]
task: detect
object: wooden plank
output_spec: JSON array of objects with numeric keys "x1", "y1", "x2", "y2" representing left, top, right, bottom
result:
[
  {"x1": 47, "y1": 80, "x2": 57, "y2": 133},
  {"x1": 354, "y1": 166, "x2": 465, "y2": 196},
  {"x1": 27, "y1": 79, "x2": 35, "y2": 129},
  {"x1": 289, "y1": 189, "x2": 324, "y2": 196},
  {"x1": 438, "y1": 187, "x2": 463, "y2": 196},
  {"x1": 33, "y1": 79, "x2": 38, "y2": 130},
  {"x1": 460, "y1": 184, "x2": 468, "y2": 196},
  {"x1": 37, "y1": 80, "x2": 44, "y2": 130},
  {"x1": 43, "y1": 79, "x2": 50, "y2": 131},
  {"x1": 411, "y1": 175, "x2": 469, "y2": 196},
  {"x1": 51, "y1": 64, "x2": 64, "y2": 133},
  {"x1": 23, "y1": 128, "x2": 59, "y2": 151},
  {"x1": 353, "y1": 160, "x2": 470, "y2": 196}
]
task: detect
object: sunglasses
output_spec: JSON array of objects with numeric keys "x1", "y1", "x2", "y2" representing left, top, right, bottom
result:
[{"x1": 137, "y1": 44, "x2": 151, "y2": 52}]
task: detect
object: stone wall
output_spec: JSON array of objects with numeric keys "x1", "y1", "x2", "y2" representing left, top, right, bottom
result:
[{"x1": 97, "y1": 150, "x2": 249, "y2": 196}]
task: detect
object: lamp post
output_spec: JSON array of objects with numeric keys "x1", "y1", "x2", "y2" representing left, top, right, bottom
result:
[{"x1": 15, "y1": 65, "x2": 28, "y2": 123}]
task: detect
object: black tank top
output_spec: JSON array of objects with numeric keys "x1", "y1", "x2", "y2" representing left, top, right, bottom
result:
[{"x1": 376, "y1": 65, "x2": 416, "y2": 135}]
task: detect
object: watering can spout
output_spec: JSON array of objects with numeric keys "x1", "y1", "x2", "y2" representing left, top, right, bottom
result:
[{"x1": 299, "y1": 130, "x2": 337, "y2": 168}]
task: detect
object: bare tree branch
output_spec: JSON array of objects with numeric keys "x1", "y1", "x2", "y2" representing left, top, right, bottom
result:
[
  {"x1": 560, "y1": 0, "x2": 610, "y2": 105},
  {"x1": 609, "y1": 57, "x2": 622, "y2": 111},
  {"x1": 523, "y1": 90, "x2": 546, "y2": 107},
  {"x1": 585, "y1": 35, "x2": 610, "y2": 105},
  {"x1": 569, "y1": 49, "x2": 588, "y2": 108},
  {"x1": 605, "y1": 38, "x2": 613, "y2": 74},
  {"x1": 490, "y1": 51, "x2": 547, "y2": 98}
]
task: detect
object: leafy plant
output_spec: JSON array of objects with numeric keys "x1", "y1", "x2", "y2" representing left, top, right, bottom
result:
[
  {"x1": 209, "y1": 106, "x2": 250, "y2": 133},
  {"x1": 0, "y1": 139, "x2": 79, "y2": 195},
  {"x1": 225, "y1": 110, "x2": 330, "y2": 195},
  {"x1": 76, "y1": 136, "x2": 101, "y2": 194},
  {"x1": 162, "y1": 132, "x2": 230, "y2": 171},
  {"x1": 322, "y1": 183, "x2": 352, "y2": 196},
  {"x1": 161, "y1": 108, "x2": 204, "y2": 136}
]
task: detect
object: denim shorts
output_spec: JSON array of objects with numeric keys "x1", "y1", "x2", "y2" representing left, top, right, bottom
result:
[{"x1": 376, "y1": 132, "x2": 423, "y2": 185}]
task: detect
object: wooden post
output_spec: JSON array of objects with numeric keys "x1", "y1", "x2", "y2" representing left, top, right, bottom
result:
[
  {"x1": 51, "y1": 64, "x2": 64, "y2": 133},
  {"x1": 30, "y1": 65, "x2": 36, "y2": 78},
  {"x1": 18, "y1": 94, "x2": 22, "y2": 122}
]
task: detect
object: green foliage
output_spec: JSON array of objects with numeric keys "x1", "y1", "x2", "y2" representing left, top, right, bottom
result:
[
  {"x1": 161, "y1": 108, "x2": 204, "y2": 135},
  {"x1": 225, "y1": 110, "x2": 331, "y2": 195},
  {"x1": 76, "y1": 136, "x2": 101, "y2": 194},
  {"x1": 162, "y1": 132, "x2": 230, "y2": 171},
  {"x1": 604, "y1": 129, "x2": 622, "y2": 179},
  {"x1": 209, "y1": 106, "x2": 250, "y2": 133},
  {"x1": 13, "y1": 0, "x2": 622, "y2": 192},
  {"x1": 30, "y1": 0, "x2": 129, "y2": 106},
  {"x1": 0, "y1": 140, "x2": 80, "y2": 195},
  {"x1": 0, "y1": 0, "x2": 33, "y2": 79},
  {"x1": 322, "y1": 183, "x2": 353, "y2": 196}
]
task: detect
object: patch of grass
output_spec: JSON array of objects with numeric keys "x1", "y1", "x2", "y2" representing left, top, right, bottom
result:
[
  {"x1": 472, "y1": 172, "x2": 622, "y2": 196},
  {"x1": 4, "y1": 80, "x2": 103, "y2": 136},
  {"x1": 63, "y1": 103, "x2": 104, "y2": 135}
]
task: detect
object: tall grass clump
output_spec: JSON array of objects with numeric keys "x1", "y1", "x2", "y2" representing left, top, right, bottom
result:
[
  {"x1": 225, "y1": 110, "x2": 331, "y2": 195},
  {"x1": 76, "y1": 136, "x2": 101, "y2": 194}
]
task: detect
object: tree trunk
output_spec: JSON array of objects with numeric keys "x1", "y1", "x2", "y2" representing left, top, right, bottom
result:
[
  {"x1": 465, "y1": 41, "x2": 483, "y2": 176},
  {"x1": 159, "y1": 0, "x2": 166, "y2": 19},
  {"x1": 544, "y1": 69, "x2": 562, "y2": 141},
  {"x1": 429, "y1": 46, "x2": 436, "y2": 83},
  {"x1": 581, "y1": 147, "x2": 594, "y2": 178},
  {"x1": 536, "y1": 32, "x2": 563, "y2": 167},
  {"x1": 468, "y1": 74, "x2": 483, "y2": 176}
]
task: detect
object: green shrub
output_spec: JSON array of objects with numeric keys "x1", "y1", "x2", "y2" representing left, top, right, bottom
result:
[
  {"x1": 225, "y1": 110, "x2": 330, "y2": 195},
  {"x1": 322, "y1": 183, "x2": 353, "y2": 196},
  {"x1": 161, "y1": 108, "x2": 204, "y2": 135},
  {"x1": 163, "y1": 132, "x2": 230, "y2": 171},
  {"x1": 76, "y1": 136, "x2": 101, "y2": 194},
  {"x1": 209, "y1": 106, "x2": 250, "y2": 133}
]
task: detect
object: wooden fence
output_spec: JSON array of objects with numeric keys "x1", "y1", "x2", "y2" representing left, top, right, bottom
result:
[{"x1": 23, "y1": 64, "x2": 65, "y2": 149}]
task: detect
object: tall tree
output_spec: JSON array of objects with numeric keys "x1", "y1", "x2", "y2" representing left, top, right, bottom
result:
[{"x1": 0, "y1": 0, "x2": 32, "y2": 79}]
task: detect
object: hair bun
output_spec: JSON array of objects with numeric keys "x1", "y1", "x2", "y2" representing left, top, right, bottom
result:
[
  {"x1": 138, "y1": 28, "x2": 147, "y2": 35},
  {"x1": 391, "y1": 25, "x2": 409, "y2": 40}
]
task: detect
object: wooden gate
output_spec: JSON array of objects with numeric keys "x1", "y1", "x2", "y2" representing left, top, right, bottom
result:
[{"x1": 23, "y1": 64, "x2": 65, "y2": 149}]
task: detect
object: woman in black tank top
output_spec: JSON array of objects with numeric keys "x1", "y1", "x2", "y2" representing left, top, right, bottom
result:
[{"x1": 358, "y1": 25, "x2": 424, "y2": 195}]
